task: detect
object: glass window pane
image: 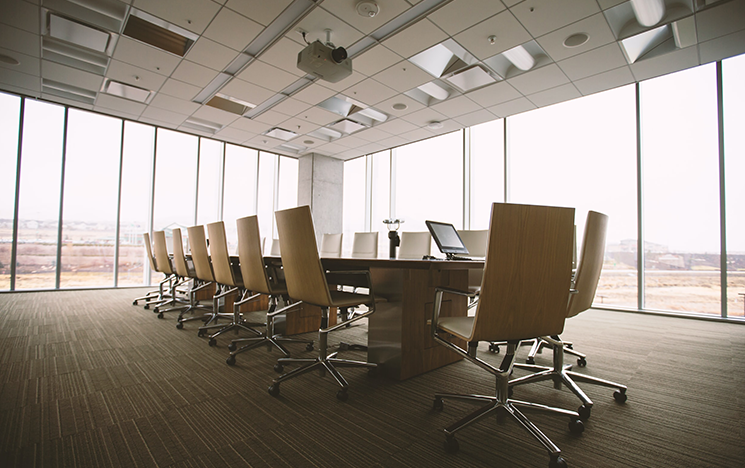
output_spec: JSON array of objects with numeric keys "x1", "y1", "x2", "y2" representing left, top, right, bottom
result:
[
  {"x1": 343, "y1": 156, "x2": 366, "y2": 257},
  {"x1": 275, "y1": 156, "x2": 298, "y2": 244},
  {"x1": 641, "y1": 64, "x2": 720, "y2": 314},
  {"x1": 257, "y1": 152, "x2": 277, "y2": 252},
  {"x1": 470, "y1": 120, "x2": 504, "y2": 229},
  {"x1": 0, "y1": 92, "x2": 21, "y2": 290},
  {"x1": 16, "y1": 99, "x2": 65, "y2": 289},
  {"x1": 724, "y1": 53, "x2": 745, "y2": 318},
  {"x1": 153, "y1": 129, "x2": 198, "y2": 231},
  {"x1": 223, "y1": 144, "x2": 258, "y2": 250},
  {"x1": 509, "y1": 85, "x2": 637, "y2": 309},
  {"x1": 197, "y1": 138, "x2": 223, "y2": 226},
  {"x1": 60, "y1": 109, "x2": 121, "y2": 288},
  {"x1": 371, "y1": 151, "x2": 391, "y2": 257},
  {"x1": 118, "y1": 122, "x2": 155, "y2": 286}
]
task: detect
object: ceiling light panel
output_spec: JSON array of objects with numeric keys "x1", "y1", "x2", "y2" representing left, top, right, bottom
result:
[
  {"x1": 123, "y1": 9, "x2": 198, "y2": 57},
  {"x1": 48, "y1": 13, "x2": 111, "y2": 53},
  {"x1": 102, "y1": 78, "x2": 154, "y2": 103},
  {"x1": 445, "y1": 65, "x2": 497, "y2": 92},
  {"x1": 263, "y1": 127, "x2": 299, "y2": 141},
  {"x1": 329, "y1": 119, "x2": 367, "y2": 135},
  {"x1": 408, "y1": 39, "x2": 477, "y2": 78}
]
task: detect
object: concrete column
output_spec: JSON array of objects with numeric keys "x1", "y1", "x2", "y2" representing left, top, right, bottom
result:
[{"x1": 298, "y1": 153, "x2": 343, "y2": 244}]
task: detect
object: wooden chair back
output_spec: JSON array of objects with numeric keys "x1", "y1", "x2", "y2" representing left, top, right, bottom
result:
[
  {"x1": 207, "y1": 221, "x2": 238, "y2": 287},
  {"x1": 398, "y1": 231, "x2": 431, "y2": 259},
  {"x1": 352, "y1": 232, "x2": 378, "y2": 259},
  {"x1": 236, "y1": 216, "x2": 271, "y2": 295},
  {"x1": 187, "y1": 225, "x2": 214, "y2": 282},
  {"x1": 142, "y1": 232, "x2": 157, "y2": 271},
  {"x1": 471, "y1": 203, "x2": 575, "y2": 342},
  {"x1": 171, "y1": 228, "x2": 190, "y2": 277},
  {"x1": 275, "y1": 206, "x2": 333, "y2": 307},
  {"x1": 567, "y1": 211, "x2": 608, "y2": 318},
  {"x1": 320, "y1": 233, "x2": 343, "y2": 258},
  {"x1": 152, "y1": 231, "x2": 174, "y2": 275},
  {"x1": 458, "y1": 230, "x2": 488, "y2": 257}
]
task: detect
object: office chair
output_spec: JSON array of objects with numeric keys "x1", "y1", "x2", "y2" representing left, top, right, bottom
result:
[
  {"x1": 198, "y1": 221, "x2": 261, "y2": 346},
  {"x1": 430, "y1": 203, "x2": 584, "y2": 468},
  {"x1": 339, "y1": 231, "x2": 379, "y2": 324},
  {"x1": 268, "y1": 205, "x2": 378, "y2": 401},
  {"x1": 179, "y1": 225, "x2": 224, "y2": 330},
  {"x1": 156, "y1": 228, "x2": 213, "y2": 323},
  {"x1": 132, "y1": 232, "x2": 167, "y2": 307},
  {"x1": 509, "y1": 211, "x2": 628, "y2": 421},
  {"x1": 319, "y1": 232, "x2": 343, "y2": 257},
  {"x1": 398, "y1": 231, "x2": 431, "y2": 259},
  {"x1": 149, "y1": 230, "x2": 188, "y2": 315},
  {"x1": 225, "y1": 215, "x2": 313, "y2": 365},
  {"x1": 264, "y1": 237, "x2": 281, "y2": 256}
]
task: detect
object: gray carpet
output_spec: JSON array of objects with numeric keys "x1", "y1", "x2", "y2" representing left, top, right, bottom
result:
[{"x1": 1, "y1": 288, "x2": 744, "y2": 467}]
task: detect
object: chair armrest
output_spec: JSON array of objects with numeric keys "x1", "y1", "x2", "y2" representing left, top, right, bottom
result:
[{"x1": 431, "y1": 286, "x2": 478, "y2": 338}]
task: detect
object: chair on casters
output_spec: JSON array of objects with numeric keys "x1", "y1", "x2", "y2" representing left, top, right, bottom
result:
[
  {"x1": 225, "y1": 215, "x2": 313, "y2": 365},
  {"x1": 319, "y1": 233, "x2": 343, "y2": 258},
  {"x1": 509, "y1": 211, "x2": 627, "y2": 421},
  {"x1": 430, "y1": 203, "x2": 584, "y2": 468},
  {"x1": 398, "y1": 231, "x2": 431, "y2": 259},
  {"x1": 268, "y1": 205, "x2": 379, "y2": 401},
  {"x1": 339, "y1": 231, "x2": 379, "y2": 324},
  {"x1": 157, "y1": 228, "x2": 214, "y2": 323},
  {"x1": 198, "y1": 221, "x2": 261, "y2": 346},
  {"x1": 180, "y1": 225, "x2": 223, "y2": 330},
  {"x1": 132, "y1": 232, "x2": 163, "y2": 307},
  {"x1": 150, "y1": 231, "x2": 189, "y2": 315}
]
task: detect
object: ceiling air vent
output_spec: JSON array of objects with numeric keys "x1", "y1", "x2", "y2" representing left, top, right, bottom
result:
[
  {"x1": 206, "y1": 94, "x2": 256, "y2": 116},
  {"x1": 101, "y1": 79, "x2": 154, "y2": 103},
  {"x1": 123, "y1": 9, "x2": 198, "y2": 57}
]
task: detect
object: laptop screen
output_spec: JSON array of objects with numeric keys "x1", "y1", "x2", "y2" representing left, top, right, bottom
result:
[{"x1": 425, "y1": 220, "x2": 469, "y2": 256}]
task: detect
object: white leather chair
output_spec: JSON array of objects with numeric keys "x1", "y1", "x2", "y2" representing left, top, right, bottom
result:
[
  {"x1": 398, "y1": 231, "x2": 431, "y2": 259},
  {"x1": 319, "y1": 233, "x2": 343, "y2": 258},
  {"x1": 351, "y1": 232, "x2": 379, "y2": 259}
]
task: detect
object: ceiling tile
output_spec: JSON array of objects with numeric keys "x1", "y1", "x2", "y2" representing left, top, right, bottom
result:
[
  {"x1": 377, "y1": 134, "x2": 410, "y2": 149},
  {"x1": 0, "y1": 68, "x2": 40, "y2": 93},
  {"x1": 353, "y1": 127, "x2": 394, "y2": 143},
  {"x1": 0, "y1": 0, "x2": 39, "y2": 34},
  {"x1": 293, "y1": 105, "x2": 339, "y2": 126},
  {"x1": 507, "y1": 63, "x2": 570, "y2": 95},
  {"x1": 423, "y1": 118, "x2": 461, "y2": 135},
  {"x1": 573, "y1": 65, "x2": 634, "y2": 96},
  {"x1": 95, "y1": 93, "x2": 146, "y2": 116},
  {"x1": 226, "y1": 0, "x2": 293, "y2": 27},
  {"x1": 272, "y1": 97, "x2": 312, "y2": 117},
  {"x1": 696, "y1": 0, "x2": 745, "y2": 43},
  {"x1": 0, "y1": 48, "x2": 39, "y2": 77},
  {"x1": 527, "y1": 82, "x2": 581, "y2": 107},
  {"x1": 558, "y1": 42, "x2": 627, "y2": 81},
  {"x1": 0, "y1": 24, "x2": 40, "y2": 57},
  {"x1": 106, "y1": 59, "x2": 167, "y2": 92},
  {"x1": 158, "y1": 78, "x2": 202, "y2": 101},
  {"x1": 453, "y1": 109, "x2": 500, "y2": 127},
  {"x1": 171, "y1": 60, "x2": 219, "y2": 87},
  {"x1": 453, "y1": 10, "x2": 531, "y2": 60},
  {"x1": 191, "y1": 105, "x2": 241, "y2": 125},
  {"x1": 353, "y1": 45, "x2": 403, "y2": 77},
  {"x1": 375, "y1": 117, "x2": 420, "y2": 135},
  {"x1": 185, "y1": 37, "x2": 239, "y2": 72},
  {"x1": 140, "y1": 106, "x2": 190, "y2": 125},
  {"x1": 463, "y1": 80, "x2": 522, "y2": 107},
  {"x1": 319, "y1": 0, "x2": 411, "y2": 34},
  {"x1": 228, "y1": 116, "x2": 273, "y2": 134},
  {"x1": 245, "y1": 134, "x2": 287, "y2": 151},
  {"x1": 431, "y1": 95, "x2": 482, "y2": 118},
  {"x1": 316, "y1": 70, "x2": 366, "y2": 93},
  {"x1": 372, "y1": 60, "x2": 433, "y2": 93},
  {"x1": 488, "y1": 97, "x2": 537, "y2": 117},
  {"x1": 292, "y1": 82, "x2": 339, "y2": 105},
  {"x1": 383, "y1": 19, "x2": 448, "y2": 59},
  {"x1": 278, "y1": 116, "x2": 320, "y2": 135},
  {"x1": 254, "y1": 109, "x2": 291, "y2": 125},
  {"x1": 202, "y1": 7, "x2": 264, "y2": 52},
  {"x1": 537, "y1": 13, "x2": 616, "y2": 63},
  {"x1": 257, "y1": 37, "x2": 306, "y2": 77},
  {"x1": 220, "y1": 77, "x2": 275, "y2": 108},
  {"x1": 400, "y1": 107, "x2": 447, "y2": 127},
  {"x1": 342, "y1": 78, "x2": 398, "y2": 106},
  {"x1": 41, "y1": 93, "x2": 93, "y2": 110},
  {"x1": 112, "y1": 37, "x2": 182, "y2": 77},
  {"x1": 237, "y1": 59, "x2": 298, "y2": 92},
  {"x1": 132, "y1": 0, "x2": 221, "y2": 35},
  {"x1": 150, "y1": 93, "x2": 201, "y2": 115},
  {"x1": 214, "y1": 126, "x2": 256, "y2": 144},
  {"x1": 398, "y1": 127, "x2": 434, "y2": 143},
  {"x1": 428, "y1": 0, "x2": 506, "y2": 36},
  {"x1": 375, "y1": 94, "x2": 426, "y2": 117},
  {"x1": 333, "y1": 135, "x2": 370, "y2": 149},
  {"x1": 292, "y1": 7, "x2": 365, "y2": 52},
  {"x1": 509, "y1": 0, "x2": 600, "y2": 38},
  {"x1": 597, "y1": 0, "x2": 625, "y2": 9},
  {"x1": 629, "y1": 45, "x2": 700, "y2": 82},
  {"x1": 699, "y1": 30, "x2": 745, "y2": 66},
  {"x1": 42, "y1": 60, "x2": 104, "y2": 91},
  {"x1": 94, "y1": 106, "x2": 140, "y2": 122}
]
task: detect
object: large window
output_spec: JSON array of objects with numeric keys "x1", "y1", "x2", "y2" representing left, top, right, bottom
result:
[
  {"x1": 153, "y1": 129, "x2": 198, "y2": 232},
  {"x1": 342, "y1": 156, "x2": 367, "y2": 256},
  {"x1": 0, "y1": 93, "x2": 20, "y2": 290},
  {"x1": 469, "y1": 120, "x2": 505, "y2": 229},
  {"x1": 641, "y1": 64, "x2": 720, "y2": 314},
  {"x1": 509, "y1": 85, "x2": 638, "y2": 309},
  {"x1": 15, "y1": 100, "x2": 65, "y2": 290},
  {"x1": 196, "y1": 138, "x2": 224, "y2": 226},
  {"x1": 257, "y1": 152, "x2": 277, "y2": 249},
  {"x1": 59, "y1": 110, "x2": 122, "y2": 288},
  {"x1": 223, "y1": 144, "x2": 258, "y2": 251}
]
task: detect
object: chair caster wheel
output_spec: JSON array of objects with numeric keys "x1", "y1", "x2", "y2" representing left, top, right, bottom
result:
[
  {"x1": 306, "y1": 343, "x2": 314, "y2": 352},
  {"x1": 208, "y1": 338, "x2": 216, "y2": 347},
  {"x1": 144, "y1": 304, "x2": 150, "y2": 310},
  {"x1": 157, "y1": 312, "x2": 164, "y2": 319},
  {"x1": 578, "y1": 405, "x2": 591, "y2": 421},
  {"x1": 336, "y1": 389, "x2": 348, "y2": 401},
  {"x1": 488, "y1": 343, "x2": 499, "y2": 353},
  {"x1": 549, "y1": 456, "x2": 568, "y2": 468},
  {"x1": 614, "y1": 390, "x2": 627, "y2": 403},
  {"x1": 444, "y1": 436, "x2": 459, "y2": 454},
  {"x1": 526, "y1": 357, "x2": 535, "y2": 365},
  {"x1": 268, "y1": 384, "x2": 280, "y2": 397},
  {"x1": 176, "y1": 322, "x2": 183, "y2": 330},
  {"x1": 568, "y1": 418, "x2": 584, "y2": 434},
  {"x1": 566, "y1": 343, "x2": 573, "y2": 349},
  {"x1": 228, "y1": 343, "x2": 237, "y2": 352},
  {"x1": 197, "y1": 330, "x2": 205, "y2": 337},
  {"x1": 274, "y1": 363, "x2": 284, "y2": 373},
  {"x1": 433, "y1": 398, "x2": 443, "y2": 410},
  {"x1": 226, "y1": 356, "x2": 236, "y2": 366},
  {"x1": 132, "y1": 300, "x2": 138, "y2": 305},
  {"x1": 577, "y1": 357, "x2": 587, "y2": 367}
]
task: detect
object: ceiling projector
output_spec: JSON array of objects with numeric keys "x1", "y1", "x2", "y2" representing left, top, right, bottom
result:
[{"x1": 297, "y1": 40, "x2": 352, "y2": 83}]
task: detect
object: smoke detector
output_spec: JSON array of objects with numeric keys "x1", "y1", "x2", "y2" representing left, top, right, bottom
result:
[{"x1": 356, "y1": 1, "x2": 380, "y2": 18}]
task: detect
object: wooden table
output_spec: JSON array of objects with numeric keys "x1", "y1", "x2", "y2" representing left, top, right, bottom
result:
[{"x1": 321, "y1": 257, "x2": 484, "y2": 381}]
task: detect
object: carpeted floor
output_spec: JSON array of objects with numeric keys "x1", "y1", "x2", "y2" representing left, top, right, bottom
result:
[{"x1": 0, "y1": 288, "x2": 744, "y2": 467}]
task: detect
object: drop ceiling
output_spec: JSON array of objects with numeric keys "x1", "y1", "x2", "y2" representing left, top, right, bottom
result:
[{"x1": 0, "y1": 0, "x2": 743, "y2": 161}]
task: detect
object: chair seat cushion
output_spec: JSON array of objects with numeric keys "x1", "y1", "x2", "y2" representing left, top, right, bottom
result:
[{"x1": 438, "y1": 316, "x2": 475, "y2": 341}]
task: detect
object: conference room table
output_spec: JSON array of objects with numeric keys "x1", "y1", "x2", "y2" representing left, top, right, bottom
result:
[{"x1": 268, "y1": 256, "x2": 485, "y2": 381}]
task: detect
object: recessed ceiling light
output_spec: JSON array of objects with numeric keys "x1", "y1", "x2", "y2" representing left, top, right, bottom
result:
[
  {"x1": 392, "y1": 103, "x2": 408, "y2": 111},
  {"x1": 263, "y1": 127, "x2": 298, "y2": 141},
  {"x1": 427, "y1": 121, "x2": 444, "y2": 130},
  {"x1": 0, "y1": 53, "x2": 20, "y2": 65},
  {"x1": 102, "y1": 79, "x2": 154, "y2": 103},
  {"x1": 564, "y1": 33, "x2": 590, "y2": 48},
  {"x1": 304, "y1": 140, "x2": 315, "y2": 145}
]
